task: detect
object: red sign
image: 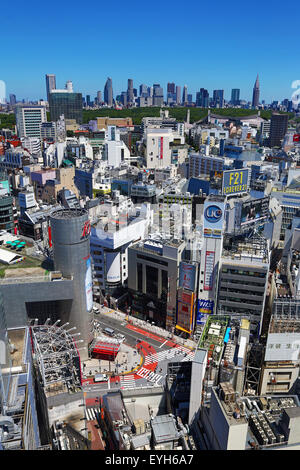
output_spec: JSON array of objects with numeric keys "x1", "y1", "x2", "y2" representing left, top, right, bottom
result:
[
  {"x1": 293, "y1": 134, "x2": 300, "y2": 142},
  {"x1": 81, "y1": 220, "x2": 91, "y2": 238},
  {"x1": 160, "y1": 137, "x2": 163, "y2": 159}
]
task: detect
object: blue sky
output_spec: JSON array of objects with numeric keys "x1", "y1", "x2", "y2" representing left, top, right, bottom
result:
[{"x1": 2, "y1": 0, "x2": 299, "y2": 103}]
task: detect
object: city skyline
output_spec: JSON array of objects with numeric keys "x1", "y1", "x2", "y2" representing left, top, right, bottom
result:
[{"x1": 2, "y1": 0, "x2": 299, "y2": 103}]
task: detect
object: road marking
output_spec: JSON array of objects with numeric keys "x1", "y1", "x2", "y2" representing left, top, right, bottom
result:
[{"x1": 159, "y1": 339, "x2": 168, "y2": 348}]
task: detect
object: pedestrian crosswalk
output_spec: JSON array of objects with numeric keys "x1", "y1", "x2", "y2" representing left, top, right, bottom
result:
[
  {"x1": 144, "y1": 345, "x2": 195, "y2": 365},
  {"x1": 86, "y1": 407, "x2": 100, "y2": 421},
  {"x1": 136, "y1": 367, "x2": 163, "y2": 385},
  {"x1": 120, "y1": 374, "x2": 136, "y2": 389}
]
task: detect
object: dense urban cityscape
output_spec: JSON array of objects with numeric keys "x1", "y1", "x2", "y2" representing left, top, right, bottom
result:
[{"x1": 2, "y1": 2, "x2": 300, "y2": 454}]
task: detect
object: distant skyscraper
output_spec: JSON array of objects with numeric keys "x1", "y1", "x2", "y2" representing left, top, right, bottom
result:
[
  {"x1": 104, "y1": 77, "x2": 113, "y2": 107},
  {"x1": 97, "y1": 90, "x2": 102, "y2": 104},
  {"x1": 140, "y1": 84, "x2": 148, "y2": 97},
  {"x1": 167, "y1": 82, "x2": 175, "y2": 94},
  {"x1": 45, "y1": 74, "x2": 56, "y2": 102},
  {"x1": 9, "y1": 94, "x2": 16, "y2": 106},
  {"x1": 196, "y1": 88, "x2": 209, "y2": 107},
  {"x1": 269, "y1": 112, "x2": 288, "y2": 147},
  {"x1": 182, "y1": 85, "x2": 188, "y2": 105},
  {"x1": 231, "y1": 89, "x2": 240, "y2": 105},
  {"x1": 252, "y1": 75, "x2": 260, "y2": 108},
  {"x1": 153, "y1": 84, "x2": 164, "y2": 106},
  {"x1": 176, "y1": 86, "x2": 181, "y2": 105},
  {"x1": 86, "y1": 95, "x2": 91, "y2": 107},
  {"x1": 127, "y1": 79, "x2": 134, "y2": 104},
  {"x1": 213, "y1": 90, "x2": 224, "y2": 107}
]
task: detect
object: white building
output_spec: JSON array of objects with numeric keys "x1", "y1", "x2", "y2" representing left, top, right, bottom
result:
[
  {"x1": 104, "y1": 126, "x2": 130, "y2": 168},
  {"x1": 144, "y1": 128, "x2": 184, "y2": 169},
  {"x1": 90, "y1": 203, "x2": 153, "y2": 297},
  {"x1": 15, "y1": 104, "x2": 47, "y2": 139}
]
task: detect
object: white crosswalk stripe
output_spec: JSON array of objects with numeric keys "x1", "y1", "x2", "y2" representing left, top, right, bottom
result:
[
  {"x1": 86, "y1": 407, "x2": 100, "y2": 421},
  {"x1": 136, "y1": 367, "x2": 163, "y2": 384},
  {"x1": 144, "y1": 346, "x2": 194, "y2": 365},
  {"x1": 120, "y1": 374, "x2": 136, "y2": 389}
]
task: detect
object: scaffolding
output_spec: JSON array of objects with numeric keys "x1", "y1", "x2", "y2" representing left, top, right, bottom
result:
[{"x1": 30, "y1": 319, "x2": 83, "y2": 395}]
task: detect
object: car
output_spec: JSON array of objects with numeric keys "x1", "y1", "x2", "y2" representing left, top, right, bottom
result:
[{"x1": 94, "y1": 373, "x2": 108, "y2": 383}]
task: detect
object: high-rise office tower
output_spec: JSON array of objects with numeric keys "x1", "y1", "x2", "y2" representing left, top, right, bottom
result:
[
  {"x1": 49, "y1": 90, "x2": 83, "y2": 124},
  {"x1": 196, "y1": 88, "x2": 209, "y2": 107},
  {"x1": 97, "y1": 91, "x2": 102, "y2": 104},
  {"x1": 121, "y1": 91, "x2": 128, "y2": 106},
  {"x1": 167, "y1": 82, "x2": 175, "y2": 94},
  {"x1": 9, "y1": 94, "x2": 16, "y2": 106},
  {"x1": 269, "y1": 112, "x2": 289, "y2": 147},
  {"x1": 127, "y1": 79, "x2": 134, "y2": 104},
  {"x1": 231, "y1": 88, "x2": 240, "y2": 105},
  {"x1": 140, "y1": 84, "x2": 148, "y2": 97},
  {"x1": 15, "y1": 104, "x2": 47, "y2": 139},
  {"x1": 213, "y1": 89, "x2": 224, "y2": 107},
  {"x1": 45, "y1": 74, "x2": 56, "y2": 102},
  {"x1": 176, "y1": 85, "x2": 181, "y2": 105},
  {"x1": 104, "y1": 77, "x2": 113, "y2": 107},
  {"x1": 182, "y1": 85, "x2": 188, "y2": 105},
  {"x1": 252, "y1": 74, "x2": 260, "y2": 108},
  {"x1": 86, "y1": 95, "x2": 91, "y2": 107},
  {"x1": 153, "y1": 84, "x2": 164, "y2": 106}
]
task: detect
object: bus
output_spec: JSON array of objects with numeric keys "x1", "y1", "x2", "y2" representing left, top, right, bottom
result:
[{"x1": 104, "y1": 327, "x2": 115, "y2": 337}]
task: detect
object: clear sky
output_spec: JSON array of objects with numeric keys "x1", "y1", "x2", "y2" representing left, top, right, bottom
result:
[{"x1": 2, "y1": 0, "x2": 299, "y2": 103}]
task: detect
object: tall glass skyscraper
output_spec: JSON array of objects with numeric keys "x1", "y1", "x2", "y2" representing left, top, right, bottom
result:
[
  {"x1": 252, "y1": 75, "x2": 260, "y2": 108},
  {"x1": 45, "y1": 74, "x2": 56, "y2": 102},
  {"x1": 104, "y1": 77, "x2": 113, "y2": 107},
  {"x1": 49, "y1": 91, "x2": 83, "y2": 124},
  {"x1": 231, "y1": 88, "x2": 240, "y2": 105}
]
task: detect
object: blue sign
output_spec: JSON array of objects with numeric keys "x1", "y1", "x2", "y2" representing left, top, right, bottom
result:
[
  {"x1": 204, "y1": 205, "x2": 223, "y2": 223},
  {"x1": 222, "y1": 169, "x2": 249, "y2": 195},
  {"x1": 196, "y1": 299, "x2": 214, "y2": 324}
]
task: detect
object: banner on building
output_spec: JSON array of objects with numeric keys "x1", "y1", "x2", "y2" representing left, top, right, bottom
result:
[{"x1": 222, "y1": 168, "x2": 249, "y2": 195}]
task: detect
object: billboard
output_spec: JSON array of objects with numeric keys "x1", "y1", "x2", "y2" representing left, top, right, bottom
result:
[
  {"x1": 176, "y1": 289, "x2": 195, "y2": 333},
  {"x1": 179, "y1": 262, "x2": 197, "y2": 291},
  {"x1": 222, "y1": 168, "x2": 249, "y2": 195},
  {"x1": 241, "y1": 197, "x2": 269, "y2": 226},
  {"x1": 203, "y1": 200, "x2": 225, "y2": 238},
  {"x1": 204, "y1": 251, "x2": 215, "y2": 291},
  {"x1": 85, "y1": 257, "x2": 93, "y2": 312},
  {"x1": 293, "y1": 134, "x2": 300, "y2": 142},
  {"x1": 196, "y1": 299, "x2": 214, "y2": 324}
]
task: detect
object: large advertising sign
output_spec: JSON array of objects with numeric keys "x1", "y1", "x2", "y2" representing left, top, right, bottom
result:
[
  {"x1": 222, "y1": 168, "x2": 249, "y2": 195},
  {"x1": 196, "y1": 299, "x2": 214, "y2": 324},
  {"x1": 204, "y1": 251, "x2": 215, "y2": 291},
  {"x1": 203, "y1": 200, "x2": 225, "y2": 238},
  {"x1": 241, "y1": 197, "x2": 269, "y2": 226},
  {"x1": 293, "y1": 134, "x2": 300, "y2": 142},
  {"x1": 85, "y1": 257, "x2": 93, "y2": 312},
  {"x1": 176, "y1": 289, "x2": 195, "y2": 333},
  {"x1": 179, "y1": 262, "x2": 196, "y2": 291}
]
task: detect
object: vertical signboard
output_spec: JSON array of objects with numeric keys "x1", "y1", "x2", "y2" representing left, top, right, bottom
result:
[
  {"x1": 160, "y1": 137, "x2": 164, "y2": 159},
  {"x1": 204, "y1": 251, "x2": 215, "y2": 291},
  {"x1": 176, "y1": 289, "x2": 195, "y2": 333},
  {"x1": 85, "y1": 257, "x2": 93, "y2": 312},
  {"x1": 179, "y1": 262, "x2": 196, "y2": 291},
  {"x1": 203, "y1": 200, "x2": 225, "y2": 238}
]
